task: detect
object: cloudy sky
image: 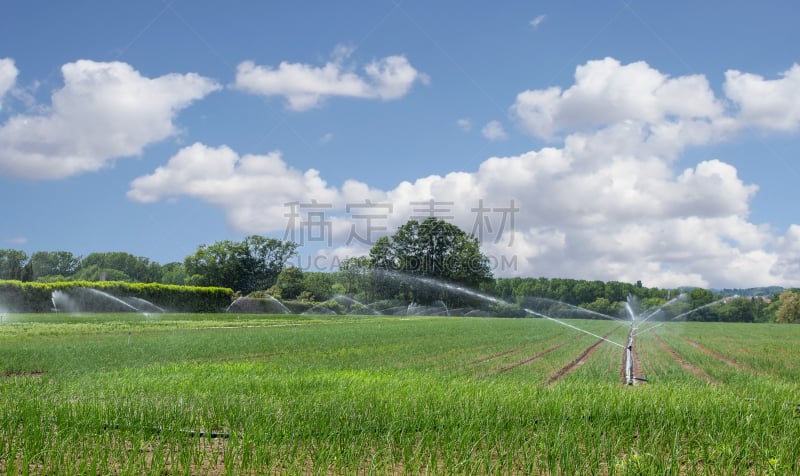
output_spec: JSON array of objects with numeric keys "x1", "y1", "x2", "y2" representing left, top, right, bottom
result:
[{"x1": 1, "y1": 1, "x2": 799, "y2": 289}]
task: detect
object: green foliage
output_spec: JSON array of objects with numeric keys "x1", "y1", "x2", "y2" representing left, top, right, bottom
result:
[
  {"x1": 29, "y1": 251, "x2": 80, "y2": 279},
  {"x1": 72, "y1": 264, "x2": 132, "y2": 282},
  {"x1": 685, "y1": 288, "x2": 718, "y2": 321},
  {"x1": 0, "y1": 280, "x2": 232, "y2": 312},
  {"x1": 297, "y1": 290, "x2": 314, "y2": 302},
  {"x1": 159, "y1": 262, "x2": 187, "y2": 285},
  {"x1": 336, "y1": 256, "x2": 375, "y2": 299},
  {"x1": 272, "y1": 266, "x2": 305, "y2": 300},
  {"x1": 1, "y1": 241, "x2": 788, "y2": 324},
  {"x1": 79, "y1": 251, "x2": 162, "y2": 282},
  {"x1": 717, "y1": 297, "x2": 757, "y2": 322},
  {"x1": 302, "y1": 272, "x2": 334, "y2": 301},
  {"x1": 776, "y1": 290, "x2": 800, "y2": 323},
  {"x1": 581, "y1": 297, "x2": 621, "y2": 316},
  {"x1": 369, "y1": 217, "x2": 492, "y2": 303},
  {"x1": 184, "y1": 235, "x2": 297, "y2": 294},
  {"x1": 0, "y1": 249, "x2": 28, "y2": 281},
  {"x1": 496, "y1": 277, "x2": 667, "y2": 307}
]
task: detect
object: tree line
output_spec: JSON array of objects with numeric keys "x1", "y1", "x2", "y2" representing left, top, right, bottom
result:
[{"x1": 2, "y1": 217, "x2": 799, "y2": 322}]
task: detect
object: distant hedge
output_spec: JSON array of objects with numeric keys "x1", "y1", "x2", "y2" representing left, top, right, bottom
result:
[{"x1": 0, "y1": 280, "x2": 233, "y2": 313}]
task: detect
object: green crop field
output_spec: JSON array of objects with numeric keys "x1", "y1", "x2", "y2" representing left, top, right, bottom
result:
[{"x1": 1, "y1": 314, "x2": 799, "y2": 474}]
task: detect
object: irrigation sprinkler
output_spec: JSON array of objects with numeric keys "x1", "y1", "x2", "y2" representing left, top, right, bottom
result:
[
  {"x1": 623, "y1": 328, "x2": 648, "y2": 384},
  {"x1": 623, "y1": 295, "x2": 655, "y2": 385},
  {"x1": 624, "y1": 293, "x2": 730, "y2": 384},
  {"x1": 625, "y1": 342, "x2": 634, "y2": 385},
  {"x1": 624, "y1": 296, "x2": 637, "y2": 385}
]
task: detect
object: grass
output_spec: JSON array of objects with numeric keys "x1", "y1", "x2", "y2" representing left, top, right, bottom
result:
[{"x1": 1, "y1": 313, "x2": 799, "y2": 474}]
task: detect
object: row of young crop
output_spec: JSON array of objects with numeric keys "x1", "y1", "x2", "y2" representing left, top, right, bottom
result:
[
  {"x1": 0, "y1": 280, "x2": 233, "y2": 313},
  {"x1": 2, "y1": 315, "x2": 799, "y2": 474},
  {"x1": 444, "y1": 318, "x2": 800, "y2": 386},
  {"x1": 650, "y1": 322, "x2": 800, "y2": 384}
]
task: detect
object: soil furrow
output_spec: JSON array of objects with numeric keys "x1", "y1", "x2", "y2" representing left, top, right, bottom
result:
[
  {"x1": 482, "y1": 342, "x2": 569, "y2": 378},
  {"x1": 545, "y1": 325, "x2": 622, "y2": 385},
  {"x1": 681, "y1": 337, "x2": 747, "y2": 371},
  {"x1": 651, "y1": 332, "x2": 717, "y2": 384}
]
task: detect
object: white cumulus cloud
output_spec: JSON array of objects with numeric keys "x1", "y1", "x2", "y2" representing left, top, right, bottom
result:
[
  {"x1": 129, "y1": 137, "x2": 769, "y2": 287},
  {"x1": 128, "y1": 142, "x2": 341, "y2": 232},
  {"x1": 511, "y1": 57, "x2": 725, "y2": 143},
  {"x1": 0, "y1": 60, "x2": 219, "y2": 180},
  {"x1": 724, "y1": 63, "x2": 800, "y2": 131},
  {"x1": 0, "y1": 58, "x2": 18, "y2": 110},
  {"x1": 130, "y1": 57, "x2": 800, "y2": 288},
  {"x1": 234, "y1": 48, "x2": 427, "y2": 111}
]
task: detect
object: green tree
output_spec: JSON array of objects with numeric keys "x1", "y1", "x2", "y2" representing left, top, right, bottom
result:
[
  {"x1": 679, "y1": 288, "x2": 719, "y2": 321},
  {"x1": 369, "y1": 217, "x2": 492, "y2": 303},
  {"x1": 336, "y1": 256, "x2": 375, "y2": 299},
  {"x1": 20, "y1": 261, "x2": 34, "y2": 282},
  {"x1": 0, "y1": 249, "x2": 28, "y2": 280},
  {"x1": 78, "y1": 252, "x2": 160, "y2": 282},
  {"x1": 604, "y1": 281, "x2": 626, "y2": 304},
  {"x1": 573, "y1": 280, "x2": 605, "y2": 306},
  {"x1": 159, "y1": 262, "x2": 187, "y2": 285},
  {"x1": 185, "y1": 236, "x2": 297, "y2": 294},
  {"x1": 302, "y1": 272, "x2": 334, "y2": 301},
  {"x1": 271, "y1": 266, "x2": 305, "y2": 300},
  {"x1": 776, "y1": 290, "x2": 800, "y2": 323},
  {"x1": 368, "y1": 237, "x2": 394, "y2": 271},
  {"x1": 72, "y1": 264, "x2": 132, "y2": 282},
  {"x1": 718, "y1": 297, "x2": 756, "y2": 322},
  {"x1": 581, "y1": 297, "x2": 620, "y2": 317},
  {"x1": 29, "y1": 251, "x2": 81, "y2": 279},
  {"x1": 641, "y1": 297, "x2": 667, "y2": 312}
]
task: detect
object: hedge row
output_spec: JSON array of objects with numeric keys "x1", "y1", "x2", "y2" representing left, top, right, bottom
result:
[{"x1": 0, "y1": 280, "x2": 233, "y2": 313}]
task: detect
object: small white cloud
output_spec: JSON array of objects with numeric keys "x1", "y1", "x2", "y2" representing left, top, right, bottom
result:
[
  {"x1": 331, "y1": 44, "x2": 356, "y2": 63},
  {"x1": 481, "y1": 120, "x2": 508, "y2": 141},
  {"x1": 0, "y1": 60, "x2": 219, "y2": 180},
  {"x1": 234, "y1": 47, "x2": 427, "y2": 111},
  {"x1": 4, "y1": 236, "x2": 27, "y2": 246},
  {"x1": 320, "y1": 132, "x2": 334, "y2": 144},
  {"x1": 456, "y1": 118, "x2": 471, "y2": 131},
  {"x1": 530, "y1": 14, "x2": 546, "y2": 29},
  {"x1": 0, "y1": 58, "x2": 18, "y2": 110}
]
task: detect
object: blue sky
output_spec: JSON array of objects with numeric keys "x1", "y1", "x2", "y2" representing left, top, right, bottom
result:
[{"x1": 1, "y1": 1, "x2": 799, "y2": 289}]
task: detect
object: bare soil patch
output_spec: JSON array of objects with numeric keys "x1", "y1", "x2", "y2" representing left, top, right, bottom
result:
[{"x1": 2, "y1": 369, "x2": 44, "y2": 378}]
